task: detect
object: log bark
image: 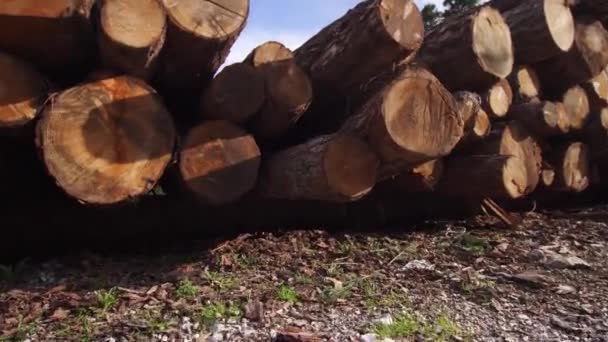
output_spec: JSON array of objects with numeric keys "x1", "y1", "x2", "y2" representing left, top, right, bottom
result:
[
  {"x1": 243, "y1": 42, "x2": 313, "y2": 141},
  {"x1": 570, "y1": 0, "x2": 608, "y2": 16},
  {"x1": 508, "y1": 65, "x2": 542, "y2": 104},
  {"x1": 468, "y1": 121, "x2": 543, "y2": 195},
  {"x1": 97, "y1": 0, "x2": 166, "y2": 80},
  {"x1": 380, "y1": 159, "x2": 444, "y2": 193},
  {"x1": 482, "y1": 79, "x2": 513, "y2": 119},
  {"x1": 437, "y1": 155, "x2": 528, "y2": 199},
  {"x1": 157, "y1": 0, "x2": 249, "y2": 93},
  {"x1": 562, "y1": 85, "x2": 590, "y2": 131},
  {"x1": 200, "y1": 63, "x2": 265, "y2": 124},
  {"x1": 0, "y1": 0, "x2": 96, "y2": 81},
  {"x1": 179, "y1": 120, "x2": 261, "y2": 206},
  {"x1": 417, "y1": 5, "x2": 513, "y2": 91},
  {"x1": 583, "y1": 68, "x2": 608, "y2": 105},
  {"x1": 0, "y1": 52, "x2": 49, "y2": 132},
  {"x1": 583, "y1": 106, "x2": 608, "y2": 162},
  {"x1": 535, "y1": 16, "x2": 608, "y2": 96},
  {"x1": 340, "y1": 66, "x2": 464, "y2": 178},
  {"x1": 509, "y1": 99, "x2": 570, "y2": 137},
  {"x1": 36, "y1": 76, "x2": 176, "y2": 205},
  {"x1": 452, "y1": 91, "x2": 491, "y2": 150},
  {"x1": 545, "y1": 142, "x2": 590, "y2": 192},
  {"x1": 257, "y1": 134, "x2": 379, "y2": 202}
]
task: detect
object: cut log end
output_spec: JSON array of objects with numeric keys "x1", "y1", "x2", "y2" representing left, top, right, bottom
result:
[
  {"x1": 379, "y1": 0, "x2": 425, "y2": 50},
  {"x1": 473, "y1": 109, "x2": 492, "y2": 138},
  {"x1": 165, "y1": 0, "x2": 248, "y2": 40},
  {"x1": 388, "y1": 159, "x2": 444, "y2": 193},
  {"x1": 511, "y1": 65, "x2": 541, "y2": 100},
  {"x1": 483, "y1": 79, "x2": 513, "y2": 118},
  {"x1": 502, "y1": 156, "x2": 529, "y2": 199},
  {"x1": 545, "y1": 0, "x2": 576, "y2": 52},
  {"x1": 473, "y1": 7, "x2": 514, "y2": 79},
  {"x1": 563, "y1": 85, "x2": 590, "y2": 130},
  {"x1": 509, "y1": 100, "x2": 570, "y2": 137},
  {"x1": 37, "y1": 76, "x2": 176, "y2": 205},
  {"x1": 179, "y1": 121, "x2": 261, "y2": 206},
  {"x1": 244, "y1": 41, "x2": 294, "y2": 67},
  {"x1": 550, "y1": 142, "x2": 591, "y2": 192}
]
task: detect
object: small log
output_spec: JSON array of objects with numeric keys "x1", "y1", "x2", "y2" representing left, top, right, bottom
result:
[
  {"x1": 179, "y1": 121, "x2": 261, "y2": 206},
  {"x1": 157, "y1": 0, "x2": 249, "y2": 93},
  {"x1": 97, "y1": 0, "x2": 166, "y2": 80},
  {"x1": 481, "y1": 79, "x2": 513, "y2": 119},
  {"x1": 453, "y1": 91, "x2": 491, "y2": 150},
  {"x1": 381, "y1": 159, "x2": 444, "y2": 193},
  {"x1": 583, "y1": 106, "x2": 608, "y2": 161},
  {"x1": 562, "y1": 85, "x2": 590, "y2": 131},
  {"x1": 437, "y1": 155, "x2": 528, "y2": 199},
  {"x1": 545, "y1": 142, "x2": 590, "y2": 192},
  {"x1": 0, "y1": 52, "x2": 49, "y2": 132},
  {"x1": 243, "y1": 42, "x2": 313, "y2": 141},
  {"x1": 540, "y1": 162, "x2": 556, "y2": 189},
  {"x1": 340, "y1": 66, "x2": 464, "y2": 177},
  {"x1": 509, "y1": 99, "x2": 570, "y2": 137},
  {"x1": 0, "y1": 0, "x2": 96, "y2": 80},
  {"x1": 454, "y1": 91, "x2": 482, "y2": 124},
  {"x1": 508, "y1": 65, "x2": 542, "y2": 104},
  {"x1": 583, "y1": 68, "x2": 608, "y2": 105},
  {"x1": 417, "y1": 5, "x2": 513, "y2": 91},
  {"x1": 257, "y1": 134, "x2": 379, "y2": 202},
  {"x1": 200, "y1": 63, "x2": 265, "y2": 124},
  {"x1": 36, "y1": 76, "x2": 176, "y2": 205}
]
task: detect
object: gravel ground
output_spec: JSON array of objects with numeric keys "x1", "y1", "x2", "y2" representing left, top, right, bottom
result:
[{"x1": 1, "y1": 206, "x2": 608, "y2": 341}]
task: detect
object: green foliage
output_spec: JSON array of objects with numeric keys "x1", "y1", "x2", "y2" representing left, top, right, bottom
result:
[
  {"x1": 276, "y1": 285, "x2": 299, "y2": 304},
  {"x1": 201, "y1": 271, "x2": 237, "y2": 292},
  {"x1": 421, "y1": 0, "x2": 481, "y2": 29},
  {"x1": 95, "y1": 288, "x2": 118, "y2": 312},
  {"x1": 455, "y1": 233, "x2": 489, "y2": 255},
  {"x1": 176, "y1": 279, "x2": 199, "y2": 299},
  {"x1": 372, "y1": 312, "x2": 469, "y2": 341},
  {"x1": 373, "y1": 313, "x2": 421, "y2": 338},
  {"x1": 421, "y1": 4, "x2": 442, "y2": 29},
  {"x1": 197, "y1": 302, "x2": 242, "y2": 328}
]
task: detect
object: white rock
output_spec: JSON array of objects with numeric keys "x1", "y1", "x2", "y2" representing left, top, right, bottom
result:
[
  {"x1": 402, "y1": 259, "x2": 435, "y2": 271},
  {"x1": 373, "y1": 314, "x2": 393, "y2": 326}
]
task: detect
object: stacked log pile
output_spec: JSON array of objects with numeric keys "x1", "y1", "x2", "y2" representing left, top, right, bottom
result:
[{"x1": 1, "y1": 0, "x2": 608, "y2": 254}]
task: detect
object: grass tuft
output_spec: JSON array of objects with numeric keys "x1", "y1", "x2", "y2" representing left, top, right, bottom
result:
[
  {"x1": 95, "y1": 287, "x2": 118, "y2": 312},
  {"x1": 276, "y1": 284, "x2": 299, "y2": 304},
  {"x1": 176, "y1": 278, "x2": 199, "y2": 299}
]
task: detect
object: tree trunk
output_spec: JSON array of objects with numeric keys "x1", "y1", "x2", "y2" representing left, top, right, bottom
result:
[
  {"x1": 535, "y1": 16, "x2": 608, "y2": 96},
  {"x1": 340, "y1": 66, "x2": 464, "y2": 177},
  {"x1": 545, "y1": 142, "x2": 590, "y2": 192},
  {"x1": 0, "y1": 52, "x2": 49, "y2": 132},
  {"x1": 36, "y1": 76, "x2": 176, "y2": 205},
  {"x1": 417, "y1": 5, "x2": 513, "y2": 91},
  {"x1": 257, "y1": 134, "x2": 379, "y2": 202},
  {"x1": 482, "y1": 79, "x2": 513, "y2": 119},
  {"x1": 570, "y1": 0, "x2": 608, "y2": 16},
  {"x1": 562, "y1": 85, "x2": 590, "y2": 131},
  {"x1": 508, "y1": 65, "x2": 542, "y2": 104},
  {"x1": 509, "y1": 99, "x2": 570, "y2": 137},
  {"x1": 243, "y1": 42, "x2": 313, "y2": 142},
  {"x1": 437, "y1": 155, "x2": 528, "y2": 199},
  {"x1": 97, "y1": 0, "x2": 166, "y2": 80},
  {"x1": 0, "y1": 0, "x2": 96, "y2": 82},
  {"x1": 179, "y1": 120, "x2": 261, "y2": 206},
  {"x1": 456, "y1": 108, "x2": 492, "y2": 151},
  {"x1": 380, "y1": 159, "x2": 444, "y2": 193},
  {"x1": 200, "y1": 63, "x2": 266, "y2": 125},
  {"x1": 497, "y1": 0, "x2": 574, "y2": 65},
  {"x1": 467, "y1": 121, "x2": 543, "y2": 195},
  {"x1": 157, "y1": 0, "x2": 249, "y2": 94}
]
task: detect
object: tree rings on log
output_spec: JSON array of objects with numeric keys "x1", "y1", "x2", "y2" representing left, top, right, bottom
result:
[
  {"x1": 482, "y1": 79, "x2": 513, "y2": 119},
  {"x1": 244, "y1": 41, "x2": 294, "y2": 67},
  {"x1": 562, "y1": 85, "x2": 590, "y2": 131},
  {"x1": 547, "y1": 142, "x2": 590, "y2": 192}
]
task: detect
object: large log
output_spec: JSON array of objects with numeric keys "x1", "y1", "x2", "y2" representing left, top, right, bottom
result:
[
  {"x1": 380, "y1": 159, "x2": 444, "y2": 193},
  {"x1": 200, "y1": 63, "x2": 265, "y2": 124},
  {"x1": 340, "y1": 66, "x2": 464, "y2": 178},
  {"x1": 481, "y1": 79, "x2": 513, "y2": 119},
  {"x1": 417, "y1": 5, "x2": 513, "y2": 91},
  {"x1": 179, "y1": 121, "x2": 261, "y2": 206},
  {"x1": 0, "y1": 0, "x2": 96, "y2": 81},
  {"x1": 36, "y1": 76, "x2": 176, "y2": 205},
  {"x1": 535, "y1": 16, "x2": 608, "y2": 95},
  {"x1": 562, "y1": 85, "x2": 590, "y2": 131},
  {"x1": 243, "y1": 42, "x2": 313, "y2": 141},
  {"x1": 509, "y1": 99, "x2": 570, "y2": 137},
  {"x1": 437, "y1": 155, "x2": 528, "y2": 199},
  {"x1": 544, "y1": 142, "x2": 590, "y2": 192},
  {"x1": 0, "y1": 52, "x2": 49, "y2": 132},
  {"x1": 508, "y1": 65, "x2": 542, "y2": 104},
  {"x1": 157, "y1": 0, "x2": 249, "y2": 94},
  {"x1": 97, "y1": 0, "x2": 166, "y2": 80},
  {"x1": 257, "y1": 134, "x2": 379, "y2": 202}
]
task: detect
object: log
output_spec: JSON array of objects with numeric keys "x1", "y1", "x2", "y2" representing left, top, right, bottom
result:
[
  {"x1": 468, "y1": 121, "x2": 543, "y2": 195},
  {"x1": 481, "y1": 79, "x2": 513, "y2": 119},
  {"x1": 496, "y1": 0, "x2": 574, "y2": 65},
  {"x1": 200, "y1": 63, "x2": 265, "y2": 124},
  {"x1": 257, "y1": 134, "x2": 379, "y2": 202},
  {"x1": 0, "y1": 0, "x2": 96, "y2": 81},
  {"x1": 509, "y1": 99, "x2": 570, "y2": 137},
  {"x1": 380, "y1": 159, "x2": 444, "y2": 193},
  {"x1": 535, "y1": 16, "x2": 608, "y2": 95},
  {"x1": 179, "y1": 120, "x2": 261, "y2": 206},
  {"x1": 545, "y1": 142, "x2": 590, "y2": 192},
  {"x1": 562, "y1": 85, "x2": 590, "y2": 131},
  {"x1": 508, "y1": 65, "x2": 542, "y2": 104},
  {"x1": 437, "y1": 155, "x2": 528, "y2": 199},
  {"x1": 243, "y1": 42, "x2": 313, "y2": 141},
  {"x1": 454, "y1": 91, "x2": 482, "y2": 124},
  {"x1": 36, "y1": 76, "x2": 176, "y2": 205},
  {"x1": 583, "y1": 106, "x2": 608, "y2": 162},
  {"x1": 0, "y1": 52, "x2": 49, "y2": 132},
  {"x1": 570, "y1": 0, "x2": 608, "y2": 16},
  {"x1": 417, "y1": 5, "x2": 513, "y2": 91},
  {"x1": 453, "y1": 91, "x2": 491, "y2": 150},
  {"x1": 157, "y1": 0, "x2": 249, "y2": 93},
  {"x1": 540, "y1": 162, "x2": 556, "y2": 189},
  {"x1": 340, "y1": 66, "x2": 464, "y2": 178},
  {"x1": 97, "y1": 0, "x2": 166, "y2": 80},
  {"x1": 583, "y1": 68, "x2": 608, "y2": 105}
]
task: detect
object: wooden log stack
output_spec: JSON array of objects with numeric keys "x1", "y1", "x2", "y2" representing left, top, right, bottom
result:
[{"x1": 1, "y1": 0, "x2": 608, "y2": 253}]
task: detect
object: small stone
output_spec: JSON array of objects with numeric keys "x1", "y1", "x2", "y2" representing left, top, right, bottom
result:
[
  {"x1": 555, "y1": 285, "x2": 577, "y2": 295},
  {"x1": 581, "y1": 304, "x2": 594, "y2": 314},
  {"x1": 496, "y1": 243, "x2": 509, "y2": 252},
  {"x1": 402, "y1": 260, "x2": 435, "y2": 271},
  {"x1": 527, "y1": 249, "x2": 545, "y2": 262},
  {"x1": 550, "y1": 315, "x2": 580, "y2": 332},
  {"x1": 517, "y1": 314, "x2": 530, "y2": 321},
  {"x1": 373, "y1": 314, "x2": 393, "y2": 326},
  {"x1": 360, "y1": 333, "x2": 377, "y2": 342},
  {"x1": 545, "y1": 252, "x2": 591, "y2": 269},
  {"x1": 244, "y1": 300, "x2": 264, "y2": 322},
  {"x1": 509, "y1": 272, "x2": 552, "y2": 288}
]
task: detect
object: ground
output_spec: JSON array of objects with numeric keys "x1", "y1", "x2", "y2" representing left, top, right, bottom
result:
[{"x1": 1, "y1": 205, "x2": 608, "y2": 342}]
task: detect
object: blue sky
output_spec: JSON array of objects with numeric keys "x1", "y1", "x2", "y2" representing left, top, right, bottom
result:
[{"x1": 223, "y1": 1, "x2": 442, "y2": 66}]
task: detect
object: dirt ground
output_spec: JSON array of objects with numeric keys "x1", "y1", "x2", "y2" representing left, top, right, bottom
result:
[{"x1": 1, "y1": 205, "x2": 608, "y2": 342}]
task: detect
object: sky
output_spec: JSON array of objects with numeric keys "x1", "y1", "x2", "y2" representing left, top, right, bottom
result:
[{"x1": 222, "y1": 1, "x2": 443, "y2": 66}]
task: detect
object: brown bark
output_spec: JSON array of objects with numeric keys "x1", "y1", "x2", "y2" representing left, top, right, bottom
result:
[
  {"x1": 508, "y1": 65, "x2": 542, "y2": 104},
  {"x1": 0, "y1": 0, "x2": 96, "y2": 80},
  {"x1": 0, "y1": 52, "x2": 49, "y2": 132},
  {"x1": 97, "y1": 0, "x2": 166, "y2": 80},
  {"x1": 509, "y1": 99, "x2": 570, "y2": 137},
  {"x1": 36, "y1": 76, "x2": 176, "y2": 205},
  {"x1": 583, "y1": 68, "x2": 608, "y2": 105},
  {"x1": 157, "y1": 0, "x2": 249, "y2": 93},
  {"x1": 437, "y1": 155, "x2": 528, "y2": 199},
  {"x1": 243, "y1": 42, "x2": 313, "y2": 141},
  {"x1": 562, "y1": 85, "x2": 590, "y2": 131},
  {"x1": 583, "y1": 106, "x2": 608, "y2": 162},
  {"x1": 340, "y1": 66, "x2": 464, "y2": 178},
  {"x1": 200, "y1": 63, "x2": 265, "y2": 125},
  {"x1": 545, "y1": 142, "x2": 590, "y2": 192},
  {"x1": 380, "y1": 159, "x2": 444, "y2": 193},
  {"x1": 468, "y1": 121, "x2": 543, "y2": 195},
  {"x1": 456, "y1": 108, "x2": 492, "y2": 151},
  {"x1": 257, "y1": 134, "x2": 379, "y2": 202},
  {"x1": 570, "y1": 0, "x2": 608, "y2": 16},
  {"x1": 482, "y1": 79, "x2": 513, "y2": 119},
  {"x1": 179, "y1": 120, "x2": 261, "y2": 206},
  {"x1": 417, "y1": 5, "x2": 513, "y2": 91}
]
